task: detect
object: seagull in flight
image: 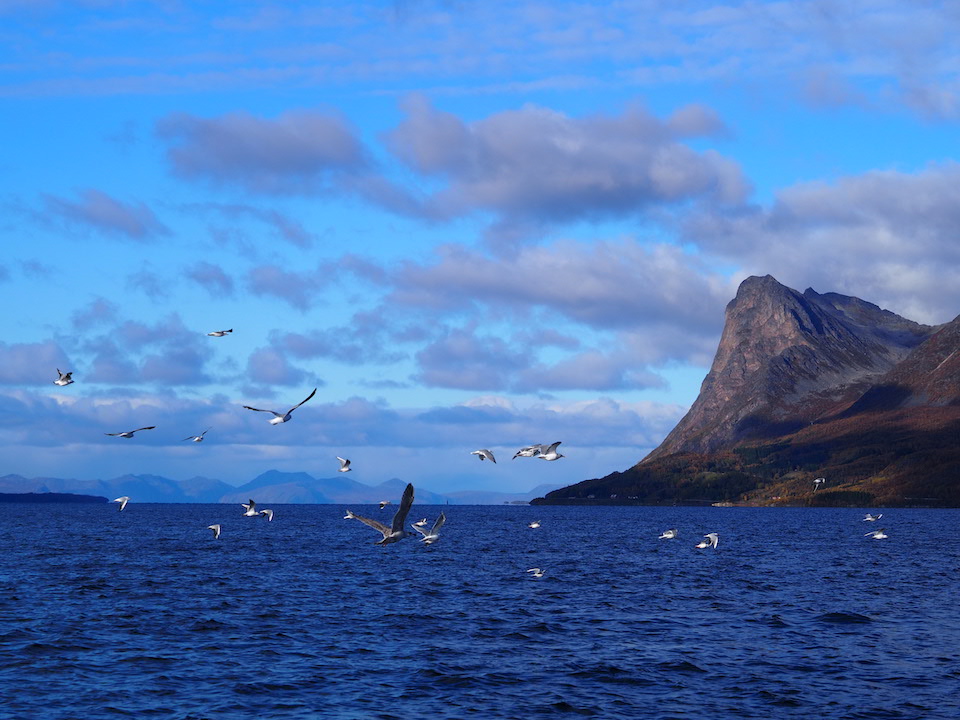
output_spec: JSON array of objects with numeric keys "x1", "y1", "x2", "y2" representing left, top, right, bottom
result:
[
  {"x1": 243, "y1": 388, "x2": 316, "y2": 425},
  {"x1": 183, "y1": 429, "x2": 210, "y2": 442},
  {"x1": 865, "y1": 528, "x2": 888, "y2": 539},
  {"x1": 695, "y1": 532, "x2": 719, "y2": 549},
  {"x1": 412, "y1": 512, "x2": 446, "y2": 545},
  {"x1": 512, "y1": 445, "x2": 543, "y2": 459},
  {"x1": 379, "y1": 500, "x2": 391, "y2": 509},
  {"x1": 337, "y1": 456, "x2": 351, "y2": 473},
  {"x1": 659, "y1": 528, "x2": 678, "y2": 539},
  {"x1": 863, "y1": 513, "x2": 883, "y2": 522},
  {"x1": 259, "y1": 508, "x2": 274, "y2": 522},
  {"x1": 471, "y1": 449, "x2": 496, "y2": 463},
  {"x1": 527, "y1": 568, "x2": 544, "y2": 578},
  {"x1": 105, "y1": 426, "x2": 156, "y2": 438},
  {"x1": 813, "y1": 477, "x2": 826, "y2": 491},
  {"x1": 53, "y1": 369, "x2": 74, "y2": 387},
  {"x1": 413, "y1": 518, "x2": 427, "y2": 528},
  {"x1": 241, "y1": 499, "x2": 260, "y2": 517},
  {"x1": 207, "y1": 524, "x2": 221, "y2": 539},
  {"x1": 537, "y1": 441, "x2": 564, "y2": 461},
  {"x1": 344, "y1": 483, "x2": 415, "y2": 545},
  {"x1": 113, "y1": 496, "x2": 130, "y2": 511},
  {"x1": 207, "y1": 329, "x2": 233, "y2": 337}
]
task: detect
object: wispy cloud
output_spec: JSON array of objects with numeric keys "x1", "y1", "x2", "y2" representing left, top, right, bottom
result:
[{"x1": 42, "y1": 189, "x2": 168, "y2": 240}]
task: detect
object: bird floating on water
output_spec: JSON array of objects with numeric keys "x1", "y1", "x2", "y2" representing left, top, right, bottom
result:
[
  {"x1": 537, "y1": 441, "x2": 564, "y2": 461},
  {"x1": 696, "y1": 532, "x2": 719, "y2": 549},
  {"x1": 863, "y1": 513, "x2": 883, "y2": 522},
  {"x1": 527, "y1": 568, "x2": 544, "y2": 578},
  {"x1": 113, "y1": 496, "x2": 129, "y2": 511},
  {"x1": 207, "y1": 329, "x2": 233, "y2": 337},
  {"x1": 528, "y1": 520, "x2": 541, "y2": 529},
  {"x1": 105, "y1": 426, "x2": 156, "y2": 438},
  {"x1": 243, "y1": 388, "x2": 316, "y2": 425},
  {"x1": 865, "y1": 528, "x2": 888, "y2": 539},
  {"x1": 337, "y1": 456, "x2": 351, "y2": 473},
  {"x1": 412, "y1": 512, "x2": 445, "y2": 545},
  {"x1": 53, "y1": 369, "x2": 74, "y2": 386},
  {"x1": 471, "y1": 448, "x2": 496, "y2": 463},
  {"x1": 659, "y1": 528, "x2": 678, "y2": 539},
  {"x1": 208, "y1": 524, "x2": 221, "y2": 539},
  {"x1": 183, "y1": 429, "x2": 210, "y2": 442},
  {"x1": 344, "y1": 483, "x2": 415, "y2": 546}
]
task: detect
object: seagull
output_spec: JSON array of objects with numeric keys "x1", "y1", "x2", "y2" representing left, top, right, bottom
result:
[
  {"x1": 659, "y1": 528, "x2": 678, "y2": 539},
  {"x1": 412, "y1": 512, "x2": 445, "y2": 545},
  {"x1": 695, "y1": 532, "x2": 719, "y2": 549},
  {"x1": 113, "y1": 496, "x2": 129, "y2": 512},
  {"x1": 863, "y1": 513, "x2": 883, "y2": 522},
  {"x1": 207, "y1": 524, "x2": 221, "y2": 539},
  {"x1": 527, "y1": 568, "x2": 544, "y2": 578},
  {"x1": 379, "y1": 500, "x2": 391, "y2": 509},
  {"x1": 241, "y1": 499, "x2": 259, "y2": 517},
  {"x1": 537, "y1": 441, "x2": 564, "y2": 461},
  {"x1": 183, "y1": 429, "x2": 210, "y2": 442},
  {"x1": 337, "y1": 456, "x2": 351, "y2": 473},
  {"x1": 865, "y1": 528, "x2": 888, "y2": 539},
  {"x1": 259, "y1": 508, "x2": 274, "y2": 522},
  {"x1": 105, "y1": 426, "x2": 156, "y2": 438},
  {"x1": 53, "y1": 369, "x2": 74, "y2": 386},
  {"x1": 471, "y1": 449, "x2": 496, "y2": 463},
  {"x1": 344, "y1": 482, "x2": 415, "y2": 545},
  {"x1": 528, "y1": 520, "x2": 541, "y2": 529},
  {"x1": 813, "y1": 477, "x2": 826, "y2": 491},
  {"x1": 512, "y1": 445, "x2": 543, "y2": 459},
  {"x1": 413, "y1": 518, "x2": 428, "y2": 528},
  {"x1": 243, "y1": 388, "x2": 317, "y2": 425},
  {"x1": 207, "y1": 329, "x2": 233, "y2": 337}
]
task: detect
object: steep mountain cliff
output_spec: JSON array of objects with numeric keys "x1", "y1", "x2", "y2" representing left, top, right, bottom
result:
[{"x1": 535, "y1": 276, "x2": 960, "y2": 507}]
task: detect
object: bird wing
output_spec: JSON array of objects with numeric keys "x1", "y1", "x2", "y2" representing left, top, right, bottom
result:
[
  {"x1": 104, "y1": 432, "x2": 123, "y2": 436},
  {"x1": 411, "y1": 523, "x2": 430, "y2": 537},
  {"x1": 391, "y1": 483, "x2": 415, "y2": 532},
  {"x1": 287, "y1": 387, "x2": 317, "y2": 414},
  {"x1": 337, "y1": 456, "x2": 350, "y2": 469},
  {"x1": 545, "y1": 441, "x2": 562, "y2": 454},
  {"x1": 243, "y1": 405, "x2": 282, "y2": 417},
  {"x1": 132, "y1": 426, "x2": 156, "y2": 433},
  {"x1": 431, "y1": 512, "x2": 446, "y2": 533},
  {"x1": 348, "y1": 512, "x2": 390, "y2": 535}
]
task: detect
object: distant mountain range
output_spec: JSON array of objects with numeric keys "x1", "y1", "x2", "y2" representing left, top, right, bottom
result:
[
  {"x1": 0, "y1": 470, "x2": 558, "y2": 506},
  {"x1": 535, "y1": 275, "x2": 960, "y2": 507}
]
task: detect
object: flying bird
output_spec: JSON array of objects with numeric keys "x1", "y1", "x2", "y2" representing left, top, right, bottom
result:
[
  {"x1": 865, "y1": 528, "x2": 888, "y2": 539},
  {"x1": 412, "y1": 512, "x2": 446, "y2": 545},
  {"x1": 243, "y1": 388, "x2": 317, "y2": 425},
  {"x1": 527, "y1": 568, "x2": 544, "y2": 578},
  {"x1": 413, "y1": 518, "x2": 427, "y2": 528},
  {"x1": 53, "y1": 369, "x2": 74, "y2": 386},
  {"x1": 512, "y1": 445, "x2": 543, "y2": 459},
  {"x1": 207, "y1": 524, "x2": 221, "y2": 539},
  {"x1": 471, "y1": 449, "x2": 496, "y2": 463},
  {"x1": 241, "y1": 499, "x2": 259, "y2": 517},
  {"x1": 659, "y1": 528, "x2": 678, "y2": 539},
  {"x1": 536, "y1": 441, "x2": 564, "y2": 461},
  {"x1": 813, "y1": 477, "x2": 826, "y2": 491},
  {"x1": 105, "y1": 426, "x2": 156, "y2": 438},
  {"x1": 113, "y1": 496, "x2": 130, "y2": 511},
  {"x1": 379, "y1": 500, "x2": 391, "y2": 509},
  {"x1": 695, "y1": 533, "x2": 719, "y2": 549},
  {"x1": 183, "y1": 429, "x2": 210, "y2": 442},
  {"x1": 863, "y1": 513, "x2": 883, "y2": 522},
  {"x1": 337, "y1": 456, "x2": 351, "y2": 473},
  {"x1": 207, "y1": 329, "x2": 233, "y2": 337},
  {"x1": 259, "y1": 508, "x2": 274, "y2": 522},
  {"x1": 344, "y1": 483, "x2": 415, "y2": 546}
]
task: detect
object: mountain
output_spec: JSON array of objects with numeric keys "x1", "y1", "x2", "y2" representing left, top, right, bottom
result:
[
  {"x1": 446, "y1": 483, "x2": 563, "y2": 505},
  {"x1": 535, "y1": 276, "x2": 960, "y2": 507}
]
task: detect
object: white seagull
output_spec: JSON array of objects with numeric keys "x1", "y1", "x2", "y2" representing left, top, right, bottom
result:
[
  {"x1": 528, "y1": 520, "x2": 541, "y2": 529},
  {"x1": 207, "y1": 524, "x2": 221, "y2": 539},
  {"x1": 413, "y1": 518, "x2": 428, "y2": 528},
  {"x1": 337, "y1": 456, "x2": 351, "y2": 473},
  {"x1": 471, "y1": 449, "x2": 496, "y2": 463},
  {"x1": 243, "y1": 388, "x2": 317, "y2": 425},
  {"x1": 113, "y1": 496, "x2": 130, "y2": 511},
  {"x1": 659, "y1": 528, "x2": 678, "y2": 539},
  {"x1": 241, "y1": 499, "x2": 260, "y2": 517},
  {"x1": 863, "y1": 513, "x2": 883, "y2": 522},
  {"x1": 412, "y1": 512, "x2": 446, "y2": 545},
  {"x1": 695, "y1": 532, "x2": 719, "y2": 549},
  {"x1": 512, "y1": 445, "x2": 543, "y2": 459},
  {"x1": 379, "y1": 500, "x2": 392, "y2": 509},
  {"x1": 813, "y1": 477, "x2": 826, "y2": 491},
  {"x1": 865, "y1": 528, "x2": 888, "y2": 539},
  {"x1": 105, "y1": 426, "x2": 156, "y2": 438},
  {"x1": 527, "y1": 568, "x2": 544, "y2": 578},
  {"x1": 207, "y1": 329, "x2": 233, "y2": 337},
  {"x1": 344, "y1": 483, "x2": 415, "y2": 545},
  {"x1": 537, "y1": 441, "x2": 564, "y2": 461},
  {"x1": 259, "y1": 508, "x2": 274, "y2": 522},
  {"x1": 53, "y1": 369, "x2": 74, "y2": 386},
  {"x1": 183, "y1": 429, "x2": 210, "y2": 442}
]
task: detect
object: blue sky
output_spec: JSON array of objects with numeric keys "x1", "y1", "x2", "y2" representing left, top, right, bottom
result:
[{"x1": 3, "y1": 0, "x2": 960, "y2": 493}]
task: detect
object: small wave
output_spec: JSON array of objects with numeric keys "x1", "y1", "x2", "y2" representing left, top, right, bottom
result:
[
  {"x1": 816, "y1": 612, "x2": 873, "y2": 624},
  {"x1": 657, "y1": 660, "x2": 707, "y2": 673}
]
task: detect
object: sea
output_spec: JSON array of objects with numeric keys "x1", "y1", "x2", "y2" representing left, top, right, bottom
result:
[{"x1": 2, "y1": 502, "x2": 958, "y2": 720}]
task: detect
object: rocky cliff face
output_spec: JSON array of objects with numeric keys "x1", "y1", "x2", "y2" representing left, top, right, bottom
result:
[{"x1": 644, "y1": 275, "x2": 934, "y2": 460}]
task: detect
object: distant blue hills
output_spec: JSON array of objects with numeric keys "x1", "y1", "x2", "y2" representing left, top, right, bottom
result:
[{"x1": 0, "y1": 470, "x2": 558, "y2": 506}]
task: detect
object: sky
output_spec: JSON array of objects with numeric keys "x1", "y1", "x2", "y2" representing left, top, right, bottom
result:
[{"x1": 3, "y1": 0, "x2": 960, "y2": 494}]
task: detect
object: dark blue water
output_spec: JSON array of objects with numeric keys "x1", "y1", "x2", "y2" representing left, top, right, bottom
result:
[{"x1": 2, "y1": 503, "x2": 959, "y2": 719}]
